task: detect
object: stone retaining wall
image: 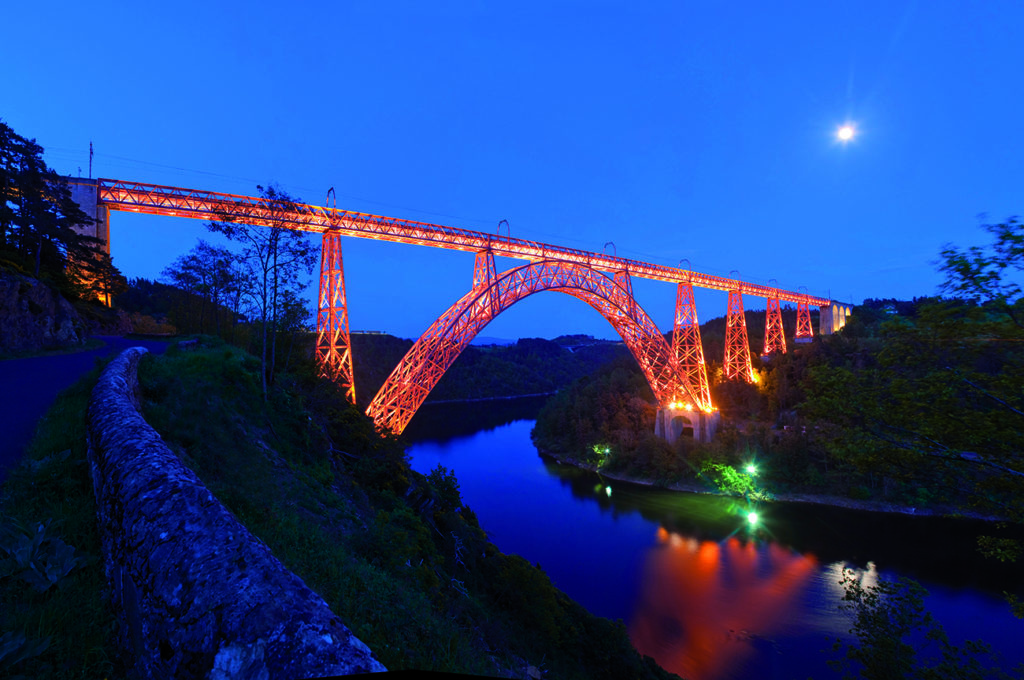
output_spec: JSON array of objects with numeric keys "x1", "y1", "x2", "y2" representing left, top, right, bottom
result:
[{"x1": 86, "y1": 347, "x2": 386, "y2": 679}]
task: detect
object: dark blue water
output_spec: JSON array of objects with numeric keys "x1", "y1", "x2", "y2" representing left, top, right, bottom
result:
[{"x1": 407, "y1": 416, "x2": 1024, "y2": 680}]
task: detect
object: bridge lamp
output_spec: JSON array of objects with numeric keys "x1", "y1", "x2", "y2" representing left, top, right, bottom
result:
[
  {"x1": 606, "y1": 486, "x2": 613, "y2": 498},
  {"x1": 747, "y1": 511, "x2": 759, "y2": 526},
  {"x1": 745, "y1": 463, "x2": 757, "y2": 476}
]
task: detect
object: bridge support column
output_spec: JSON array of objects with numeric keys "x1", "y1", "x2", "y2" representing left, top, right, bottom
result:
[
  {"x1": 473, "y1": 249, "x2": 496, "y2": 288},
  {"x1": 724, "y1": 288, "x2": 754, "y2": 382},
  {"x1": 794, "y1": 300, "x2": 813, "y2": 344},
  {"x1": 762, "y1": 293, "x2": 787, "y2": 356},
  {"x1": 316, "y1": 232, "x2": 356, "y2": 405},
  {"x1": 473, "y1": 249, "x2": 498, "y2": 321},
  {"x1": 672, "y1": 281, "x2": 711, "y2": 410},
  {"x1": 656, "y1": 406, "x2": 720, "y2": 444},
  {"x1": 613, "y1": 269, "x2": 638, "y2": 319},
  {"x1": 66, "y1": 177, "x2": 113, "y2": 305}
]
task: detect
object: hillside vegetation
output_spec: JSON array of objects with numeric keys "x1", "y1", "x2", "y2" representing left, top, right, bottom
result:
[
  {"x1": 535, "y1": 296, "x2": 1024, "y2": 516},
  {"x1": 353, "y1": 333, "x2": 628, "y2": 407}
]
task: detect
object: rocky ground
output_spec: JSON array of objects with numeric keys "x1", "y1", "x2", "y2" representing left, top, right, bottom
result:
[
  {"x1": 0, "y1": 271, "x2": 131, "y2": 355},
  {"x1": 0, "y1": 272, "x2": 88, "y2": 352}
]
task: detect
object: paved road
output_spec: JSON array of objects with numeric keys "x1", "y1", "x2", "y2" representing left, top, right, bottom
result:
[{"x1": 0, "y1": 336, "x2": 170, "y2": 484}]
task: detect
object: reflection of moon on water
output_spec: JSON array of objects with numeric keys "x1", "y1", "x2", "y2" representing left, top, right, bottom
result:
[{"x1": 629, "y1": 528, "x2": 817, "y2": 680}]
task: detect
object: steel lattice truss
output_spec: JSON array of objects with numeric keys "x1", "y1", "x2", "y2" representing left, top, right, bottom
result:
[
  {"x1": 316, "y1": 232, "x2": 356, "y2": 404},
  {"x1": 366, "y1": 258, "x2": 698, "y2": 435},
  {"x1": 724, "y1": 288, "x2": 755, "y2": 383},
  {"x1": 96, "y1": 179, "x2": 829, "y2": 305},
  {"x1": 796, "y1": 301, "x2": 813, "y2": 340},
  {"x1": 672, "y1": 282, "x2": 712, "y2": 411},
  {"x1": 763, "y1": 294, "x2": 788, "y2": 356}
]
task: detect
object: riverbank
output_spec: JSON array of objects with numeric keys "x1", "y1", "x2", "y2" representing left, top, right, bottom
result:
[{"x1": 537, "y1": 448, "x2": 1003, "y2": 521}]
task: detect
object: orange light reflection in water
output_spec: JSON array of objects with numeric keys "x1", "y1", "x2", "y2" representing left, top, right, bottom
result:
[{"x1": 631, "y1": 528, "x2": 817, "y2": 680}]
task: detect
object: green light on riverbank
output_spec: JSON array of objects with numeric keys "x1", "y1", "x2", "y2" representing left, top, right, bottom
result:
[{"x1": 747, "y1": 512, "x2": 759, "y2": 525}]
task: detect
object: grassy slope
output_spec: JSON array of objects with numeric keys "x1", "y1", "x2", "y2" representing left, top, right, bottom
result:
[{"x1": 1, "y1": 339, "x2": 676, "y2": 680}]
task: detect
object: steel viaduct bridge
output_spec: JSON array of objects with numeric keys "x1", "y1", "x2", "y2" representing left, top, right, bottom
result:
[{"x1": 69, "y1": 178, "x2": 850, "y2": 442}]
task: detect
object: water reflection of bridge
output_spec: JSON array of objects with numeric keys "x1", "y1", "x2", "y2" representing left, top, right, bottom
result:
[
  {"x1": 632, "y1": 530, "x2": 817, "y2": 680},
  {"x1": 68, "y1": 177, "x2": 849, "y2": 439}
]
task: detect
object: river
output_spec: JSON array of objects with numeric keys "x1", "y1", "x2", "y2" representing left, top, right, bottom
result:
[{"x1": 405, "y1": 400, "x2": 1024, "y2": 680}]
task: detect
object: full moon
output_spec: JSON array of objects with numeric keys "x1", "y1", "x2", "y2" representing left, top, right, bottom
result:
[{"x1": 837, "y1": 125, "x2": 855, "y2": 141}]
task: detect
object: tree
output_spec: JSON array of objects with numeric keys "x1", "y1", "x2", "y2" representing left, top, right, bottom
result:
[
  {"x1": 161, "y1": 240, "x2": 239, "y2": 335},
  {"x1": 76, "y1": 249, "x2": 128, "y2": 306},
  {"x1": 0, "y1": 119, "x2": 123, "y2": 302},
  {"x1": 830, "y1": 569, "x2": 1013, "y2": 679},
  {"x1": 207, "y1": 185, "x2": 317, "y2": 397},
  {"x1": 273, "y1": 287, "x2": 313, "y2": 374},
  {"x1": 936, "y1": 218, "x2": 1024, "y2": 617},
  {"x1": 939, "y1": 217, "x2": 1024, "y2": 328}
]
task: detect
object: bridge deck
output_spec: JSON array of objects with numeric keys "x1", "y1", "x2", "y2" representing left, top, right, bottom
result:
[{"x1": 96, "y1": 178, "x2": 830, "y2": 306}]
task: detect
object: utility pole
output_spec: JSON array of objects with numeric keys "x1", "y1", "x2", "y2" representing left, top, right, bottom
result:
[{"x1": 89, "y1": 142, "x2": 93, "y2": 179}]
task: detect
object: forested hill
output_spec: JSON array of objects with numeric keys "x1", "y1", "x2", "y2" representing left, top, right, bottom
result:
[
  {"x1": 534, "y1": 292, "x2": 1024, "y2": 530},
  {"x1": 352, "y1": 333, "x2": 629, "y2": 408}
]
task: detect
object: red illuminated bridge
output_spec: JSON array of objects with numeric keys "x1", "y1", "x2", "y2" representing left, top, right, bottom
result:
[{"x1": 69, "y1": 178, "x2": 850, "y2": 440}]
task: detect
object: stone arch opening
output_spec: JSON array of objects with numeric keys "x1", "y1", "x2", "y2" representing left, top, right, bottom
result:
[{"x1": 672, "y1": 415, "x2": 694, "y2": 439}]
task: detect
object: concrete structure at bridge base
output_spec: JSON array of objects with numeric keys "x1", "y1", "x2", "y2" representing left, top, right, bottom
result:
[
  {"x1": 67, "y1": 178, "x2": 110, "y2": 255},
  {"x1": 655, "y1": 407, "x2": 721, "y2": 445},
  {"x1": 820, "y1": 302, "x2": 852, "y2": 335}
]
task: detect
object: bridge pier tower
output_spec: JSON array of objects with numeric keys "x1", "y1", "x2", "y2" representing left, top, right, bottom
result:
[
  {"x1": 724, "y1": 287, "x2": 754, "y2": 382},
  {"x1": 672, "y1": 280, "x2": 711, "y2": 410},
  {"x1": 794, "y1": 300, "x2": 814, "y2": 344},
  {"x1": 656, "y1": 406, "x2": 720, "y2": 444},
  {"x1": 316, "y1": 232, "x2": 356, "y2": 405},
  {"x1": 762, "y1": 292, "x2": 787, "y2": 356}
]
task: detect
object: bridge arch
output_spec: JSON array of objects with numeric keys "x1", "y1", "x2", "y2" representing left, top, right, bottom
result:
[{"x1": 367, "y1": 258, "x2": 700, "y2": 435}]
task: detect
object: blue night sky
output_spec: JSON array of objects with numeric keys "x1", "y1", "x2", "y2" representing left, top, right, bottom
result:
[{"x1": 3, "y1": 2, "x2": 1022, "y2": 340}]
